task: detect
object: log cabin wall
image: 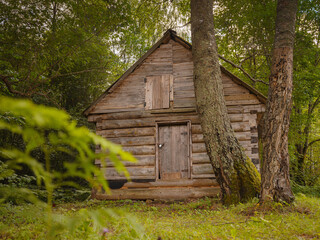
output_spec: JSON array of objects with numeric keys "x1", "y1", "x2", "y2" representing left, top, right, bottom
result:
[{"x1": 87, "y1": 35, "x2": 265, "y2": 199}]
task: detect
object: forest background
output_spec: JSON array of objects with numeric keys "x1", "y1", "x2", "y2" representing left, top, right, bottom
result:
[{"x1": 1, "y1": 0, "x2": 318, "y2": 187}]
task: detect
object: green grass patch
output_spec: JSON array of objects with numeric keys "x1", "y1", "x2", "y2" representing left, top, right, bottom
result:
[{"x1": 1, "y1": 195, "x2": 320, "y2": 239}]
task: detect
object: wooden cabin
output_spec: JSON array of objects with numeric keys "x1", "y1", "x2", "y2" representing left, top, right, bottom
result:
[{"x1": 84, "y1": 30, "x2": 266, "y2": 200}]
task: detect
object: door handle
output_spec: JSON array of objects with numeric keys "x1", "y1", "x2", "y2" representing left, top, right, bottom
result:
[{"x1": 158, "y1": 143, "x2": 164, "y2": 148}]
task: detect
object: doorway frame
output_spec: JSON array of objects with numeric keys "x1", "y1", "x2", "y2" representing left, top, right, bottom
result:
[{"x1": 155, "y1": 120, "x2": 192, "y2": 180}]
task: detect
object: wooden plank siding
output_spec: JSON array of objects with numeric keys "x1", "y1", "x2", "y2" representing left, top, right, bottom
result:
[{"x1": 89, "y1": 38, "x2": 265, "y2": 186}]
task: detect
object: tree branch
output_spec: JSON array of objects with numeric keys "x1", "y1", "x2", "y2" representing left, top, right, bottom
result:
[
  {"x1": 1, "y1": 75, "x2": 61, "y2": 108},
  {"x1": 239, "y1": 55, "x2": 253, "y2": 66},
  {"x1": 218, "y1": 54, "x2": 268, "y2": 86},
  {"x1": 0, "y1": 75, "x2": 30, "y2": 97},
  {"x1": 310, "y1": 95, "x2": 320, "y2": 114},
  {"x1": 308, "y1": 138, "x2": 320, "y2": 148},
  {"x1": 175, "y1": 21, "x2": 191, "y2": 29}
]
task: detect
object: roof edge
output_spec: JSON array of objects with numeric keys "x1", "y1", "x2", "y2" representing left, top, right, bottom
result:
[{"x1": 84, "y1": 29, "x2": 267, "y2": 116}]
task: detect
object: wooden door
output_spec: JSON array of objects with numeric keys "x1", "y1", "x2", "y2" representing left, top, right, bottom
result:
[{"x1": 158, "y1": 124, "x2": 189, "y2": 180}]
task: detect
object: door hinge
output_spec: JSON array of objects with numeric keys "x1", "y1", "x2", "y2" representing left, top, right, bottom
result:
[
  {"x1": 144, "y1": 102, "x2": 146, "y2": 107},
  {"x1": 144, "y1": 78, "x2": 147, "y2": 83}
]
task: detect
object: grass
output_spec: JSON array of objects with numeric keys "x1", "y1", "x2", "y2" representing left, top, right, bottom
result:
[{"x1": 0, "y1": 194, "x2": 320, "y2": 239}]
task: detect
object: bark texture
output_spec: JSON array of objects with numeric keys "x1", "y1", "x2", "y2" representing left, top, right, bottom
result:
[
  {"x1": 260, "y1": 0, "x2": 298, "y2": 203},
  {"x1": 191, "y1": 0, "x2": 260, "y2": 205}
]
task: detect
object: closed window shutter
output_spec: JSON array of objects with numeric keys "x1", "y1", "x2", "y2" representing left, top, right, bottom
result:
[{"x1": 145, "y1": 75, "x2": 171, "y2": 109}]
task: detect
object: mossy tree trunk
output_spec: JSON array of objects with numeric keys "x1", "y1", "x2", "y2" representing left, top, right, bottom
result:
[
  {"x1": 260, "y1": 0, "x2": 298, "y2": 204},
  {"x1": 190, "y1": 0, "x2": 261, "y2": 205}
]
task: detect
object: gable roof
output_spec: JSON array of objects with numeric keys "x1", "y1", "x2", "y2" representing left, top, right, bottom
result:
[{"x1": 84, "y1": 29, "x2": 266, "y2": 116}]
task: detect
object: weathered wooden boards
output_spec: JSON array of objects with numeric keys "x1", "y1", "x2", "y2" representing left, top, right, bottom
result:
[
  {"x1": 87, "y1": 36, "x2": 265, "y2": 199},
  {"x1": 173, "y1": 42, "x2": 195, "y2": 109},
  {"x1": 123, "y1": 178, "x2": 218, "y2": 188}
]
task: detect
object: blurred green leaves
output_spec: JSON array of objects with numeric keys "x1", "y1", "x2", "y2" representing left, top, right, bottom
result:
[{"x1": 0, "y1": 96, "x2": 139, "y2": 237}]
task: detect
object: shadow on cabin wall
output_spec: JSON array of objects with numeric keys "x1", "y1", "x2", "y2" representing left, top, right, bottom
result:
[{"x1": 106, "y1": 179, "x2": 156, "y2": 190}]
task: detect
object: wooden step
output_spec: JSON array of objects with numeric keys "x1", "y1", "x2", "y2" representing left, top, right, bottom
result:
[{"x1": 92, "y1": 186, "x2": 220, "y2": 200}]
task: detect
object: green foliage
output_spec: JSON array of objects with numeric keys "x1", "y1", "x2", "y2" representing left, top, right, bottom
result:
[
  {"x1": 0, "y1": 165, "x2": 36, "y2": 189},
  {"x1": 1, "y1": 196, "x2": 320, "y2": 239},
  {"x1": 288, "y1": 0, "x2": 320, "y2": 186},
  {"x1": 0, "y1": 161, "x2": 15, "y2": 182},
  {"x1": 0, "y1": 0, "x2": 134, "y2": 125},
  {"x1": 0, "y1": 96, "x2": 139, "y2": 237},
  {"x1": 292, "y1": 182, "x2": 320, "y2": 198},
  {"x1": 0, "y1": 160, "x2": 91, "y2": 203}
]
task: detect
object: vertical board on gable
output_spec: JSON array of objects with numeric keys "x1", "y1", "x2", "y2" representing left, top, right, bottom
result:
[
  {"x1": 160, "y1": 75, "x2": 170, "y2": 108},
  {"x1": 145, "y1": 77, "x2": 153, "y2": 110},
  {"x1": 172, "y1": 41, "x2": 196, "y2": 109}
]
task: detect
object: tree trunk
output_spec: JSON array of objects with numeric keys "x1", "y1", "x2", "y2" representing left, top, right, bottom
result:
[
  {"x1": 191, "y1": 0, "x2": 261, "y2": 205},
  {"x1": 260, "y1": 0, "x2": 298, "y2": 203}
]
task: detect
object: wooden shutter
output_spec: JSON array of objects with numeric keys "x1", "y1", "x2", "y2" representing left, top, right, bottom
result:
[{"x1": 145, "y1": 75, "x2": 172, "y2": 109}]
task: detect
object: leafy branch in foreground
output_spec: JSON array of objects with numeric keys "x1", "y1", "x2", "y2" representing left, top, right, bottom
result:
[{"x1": 0, "y1": 96, "x2": 140, "y2": 238}]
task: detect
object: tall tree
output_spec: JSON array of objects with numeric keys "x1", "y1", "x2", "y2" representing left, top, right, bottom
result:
[
  {"x1": 191, "y1": 0, "x2": 261, "y2": 205},
  {"x1": 260, "y1": 0, "x2": 298, "y2": 203}
]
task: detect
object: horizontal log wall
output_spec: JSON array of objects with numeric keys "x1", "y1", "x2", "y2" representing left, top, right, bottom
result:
[
  {"x1": 102, "y1": 166, "x2": 155, "y2": 180},
  {"x1": 95, "y1": 111, "x2": 199, "y2": 180},
  {"x1": 94, "y1": 111, "x2": 261, "y2": 179}
]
